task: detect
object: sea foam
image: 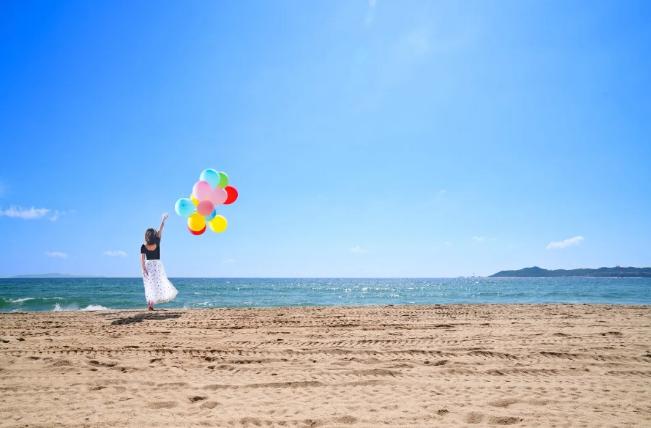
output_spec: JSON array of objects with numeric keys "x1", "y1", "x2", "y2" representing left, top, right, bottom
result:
[
  {"x1": 9, "y1": 297, "x2": 34, "y2": 303},
  {"x1": 52, "y1": 303, "x2": 111, "y2": 312},
  {"x1": 81, "y1": 304, "x2": 110, "y2": 311}
]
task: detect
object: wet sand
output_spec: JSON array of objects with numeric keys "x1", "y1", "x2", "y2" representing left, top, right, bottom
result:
[{"x1": 1, "y1": 304, "x2": 650, "y2": 427}]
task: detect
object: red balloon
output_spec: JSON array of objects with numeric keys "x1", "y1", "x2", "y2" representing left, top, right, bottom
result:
[
  {"x1": 188, "y1": 225, "x2": 206, "y2": 235},
  {"x1": 224, "y1": 185, "x2": 238, "y2": 205}
]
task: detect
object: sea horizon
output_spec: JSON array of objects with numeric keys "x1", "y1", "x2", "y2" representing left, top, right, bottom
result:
[{"x1": 7, "y1": 265, "x2": 650, "y2": 279}]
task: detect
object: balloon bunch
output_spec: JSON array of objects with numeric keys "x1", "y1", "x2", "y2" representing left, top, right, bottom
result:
[{"x1": 174, "y1": 168, "x2": 239, "y2": 236}]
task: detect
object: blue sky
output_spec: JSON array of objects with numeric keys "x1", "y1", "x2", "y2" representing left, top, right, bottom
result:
[{"x1": 1, "y1": 0, "x2": 650, "y2": 277}]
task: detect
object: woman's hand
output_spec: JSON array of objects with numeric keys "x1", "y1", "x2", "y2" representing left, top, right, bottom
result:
[
  {"x1": 161, "y1": 212, "x2": 169, "y2": 222},
  {"x1": 143, "y1": 267, "x2": 149, "y2": 277}
]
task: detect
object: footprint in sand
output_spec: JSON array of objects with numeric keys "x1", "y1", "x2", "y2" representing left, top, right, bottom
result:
[
  {"x1": 489, "y1": 398, "x2": 518, "y2": 408},
  {"x1": 488, "y1": 416, "x2": 523, "y2": 425},
  {"x1": 146, "y1": 401, "x2": 177, "y2": 409},
  {"x1": 50, "y1": 359, "x2": 73, "y2": 367},
  {"x1": 200, "y1": 401, "x2": 219, "y2": 409},
  {"x1": 88, "y1": 359, "x2": 117, "y2": 368},
  {"x1": 332, "y1": 416, "x2": 357, "y2": 424},
  {"x1": 465, "y1": 412, "x2": 484, "y2": 424}
]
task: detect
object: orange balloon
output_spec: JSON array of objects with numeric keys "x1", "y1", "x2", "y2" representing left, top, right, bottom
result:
[{"x1": 187, "y1": 213, "x2": 206, "y2": 232}]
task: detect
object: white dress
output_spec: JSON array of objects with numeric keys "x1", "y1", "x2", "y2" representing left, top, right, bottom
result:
[{"x1": 142, "y1": 258, "x2": 178, "y2": 305}]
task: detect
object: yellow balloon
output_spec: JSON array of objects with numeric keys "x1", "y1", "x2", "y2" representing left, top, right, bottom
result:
[
  {"x1": 208, "y1": 215, "x2": 228, "y2": 233},
  {"x1": 190, "y1": 195, "x2": 199, "y2": 206},
  {"x1": 187, "y1": 213, "x2": 206, "y2": 232}
]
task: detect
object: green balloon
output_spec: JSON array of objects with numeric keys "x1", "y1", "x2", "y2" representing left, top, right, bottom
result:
[{"x1": 218, "y1": 171, "x2": 229, "y2": 188}]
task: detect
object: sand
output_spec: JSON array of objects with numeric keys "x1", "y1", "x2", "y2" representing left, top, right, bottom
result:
[{"x1": 1, "y1": 304, "x2": 650, "y2": 427}]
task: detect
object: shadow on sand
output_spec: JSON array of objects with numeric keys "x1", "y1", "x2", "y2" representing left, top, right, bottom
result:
[{"x1": 108, "y1": 311, "x2": 183, "y2": 325}]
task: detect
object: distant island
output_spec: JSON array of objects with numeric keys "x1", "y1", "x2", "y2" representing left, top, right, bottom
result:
[{"x1": 491, "y1": 266, "x2": 651, "y2": 278}]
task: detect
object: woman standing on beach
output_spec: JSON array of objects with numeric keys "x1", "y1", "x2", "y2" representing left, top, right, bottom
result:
[{"x1": 140, "y1": 213, "x2": 178, "y2": 311}]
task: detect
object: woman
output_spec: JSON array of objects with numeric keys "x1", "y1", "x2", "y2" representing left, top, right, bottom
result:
[{"x1": 140, "y1": 213, "x2": 178, "y2": 310}]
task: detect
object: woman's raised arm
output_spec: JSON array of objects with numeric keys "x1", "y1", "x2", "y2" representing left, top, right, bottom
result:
[{"x1": 157, "y1": 212, "x2": 169, "y2": 240}]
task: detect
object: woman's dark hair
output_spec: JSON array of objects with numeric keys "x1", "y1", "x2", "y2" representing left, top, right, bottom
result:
[{"x1": 145, "y1": 228, "x2": 157, "y2": 245}]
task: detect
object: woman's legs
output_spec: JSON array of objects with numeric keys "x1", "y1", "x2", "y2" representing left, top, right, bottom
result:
[{"x1": 147, "y1": 300, "x2": 154, "y2": 311}]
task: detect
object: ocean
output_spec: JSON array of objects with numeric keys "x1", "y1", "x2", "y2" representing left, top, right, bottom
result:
[{"x1": 1, "y1": 277, "x2": 650, "y2": 312}]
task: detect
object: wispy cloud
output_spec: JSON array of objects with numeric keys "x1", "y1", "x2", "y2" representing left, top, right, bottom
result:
[
  {"x1": 221, "y1": 258, "x2": 236, "y2": 264},
  {"x1": 1, "y1": 206, "x2": 50, "y2": 219},
  {"x1": 364, "y1": 0, "x2": 377, "y2": 27},
  {"x1": 396, "y1": 21, "x2": 477, "y2": 61},
  {"x1": 546, "y1": 236, "x2": 584, "y2": 250},
  {"x1": 0, "y1": 206, "x2": 65, "y2": 221},
  {"x1": 45, "y1": 251, "x2": 68, "y2": 259},
  {"x1": 350, "y1": 245, "x2": 368, "y2": 254},
  {"x1": 472, "y1": 236, "x2": 487, "y2": 243},
  {"x1": 403, "y1": 28, "x2": 430, "y2": 57},
  {"x1": 103, "y1": 250, "x2": 127, "y2": 257}
]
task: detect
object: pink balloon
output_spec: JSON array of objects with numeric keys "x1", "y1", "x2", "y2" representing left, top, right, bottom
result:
[
  {"x1": 192, "y1": 180, "x2": 212, "y2": 201},
  {"x1": 197, "y1": 200, "x2": 215, "y2": 216},
  {"x1": 208, "y1": 187, "x2": 227, "y2": 205}
]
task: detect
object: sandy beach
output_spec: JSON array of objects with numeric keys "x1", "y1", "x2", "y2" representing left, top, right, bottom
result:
[{"x1": 1, "y1": 304, "x2": 650, "y2": 427}]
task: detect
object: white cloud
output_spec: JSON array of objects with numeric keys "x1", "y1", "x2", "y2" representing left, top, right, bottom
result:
[
  {"x1": 1, "y1": 206, "x2": 50, "y2": 219},
  {"x1": 45, "y1": 251, "x2": 68, "y2": 259},
  {"x1": 0, "y1": 206, "x2": 64, "y2": 221},
  {"x1": 221, "y1": 258, "x2": 236, "y2": 264},
  {"x1": 546, "y1": 236, "x2": 584, "y2": 250},
  {"x1": 350, "y1": 245, "x2": 368, "y2": 254},
  {"x1": 103, "y1": 250, "x2": 127, "y2": 257},
  {"x1": 472, "y1": 236, "x2": 487, "y2": 243}
]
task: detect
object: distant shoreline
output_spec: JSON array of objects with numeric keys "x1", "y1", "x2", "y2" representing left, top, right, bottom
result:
[{"x1": 491, "y1": 266, "x2": 651, "y2": 278}]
